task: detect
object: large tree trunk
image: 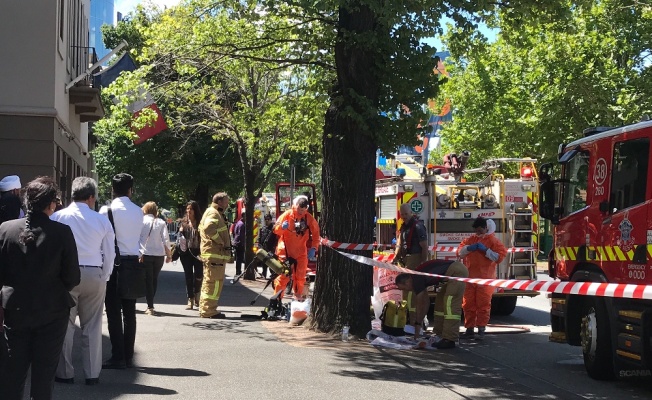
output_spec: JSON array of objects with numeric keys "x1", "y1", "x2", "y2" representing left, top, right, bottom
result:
[
  {"x1": 243, "y1": 195, "x2": 258, "y2": 280},
  {"x1": 194, "y1": 183, "x2": 209, "y2": 212},
  {"x1": 311, "y1": 4, "x2": 380, "y2": 337}
]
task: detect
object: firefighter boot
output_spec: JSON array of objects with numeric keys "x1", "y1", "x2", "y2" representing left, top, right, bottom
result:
[{"x1": 435, "y1": 339, "x2": 456, "y2": 349}]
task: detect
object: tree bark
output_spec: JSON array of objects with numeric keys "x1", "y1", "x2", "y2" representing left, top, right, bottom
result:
[
  {"x1": 243, "y1": 191, "x2": 259, "y2": 280},
  {"x1": 194, "y1": 183, "x2": 209, "y2": 212},
  {"x1": 311, "y1": 4, "x2": 380, "y2": 337}
]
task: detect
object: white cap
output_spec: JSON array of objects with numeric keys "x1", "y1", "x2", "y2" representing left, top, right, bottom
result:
[
  {"x1": 0, "y1": 175, "x2": 21, "y2": 192},
  {"x1": 486, "y1": 219, "x2": 496, "y2": 235},
  {"x1": 293, "y1": 195, "x2": 309, "y2": 206}
]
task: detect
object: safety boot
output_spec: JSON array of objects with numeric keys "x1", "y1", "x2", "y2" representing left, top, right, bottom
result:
[
  {"x1": 435, "y1": 338, "x2": 456, "y2": 349},
  {"x1": 477, "y1": 326, "x2": 486, "y2": 340},
  {"x1": 460, "y1": 327, "x2": 475, "y2": 339}
]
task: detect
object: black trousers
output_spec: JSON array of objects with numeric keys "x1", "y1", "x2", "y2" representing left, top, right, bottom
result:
[
  {"x1": 0, "y1": 311, "x2": 68, "y2": 400},
  {"x1": 180, "y1": 249, "x2": 203, "y2": 298},
  {"x1": 234, "y1": 245, "x2": 245, "y2": 275},
  {"x1": 105, "y1": 260, "x2": 138, "y2": 362},
  {"x1": 143, "y1": 255, "x2": 165, "y2": 308}
]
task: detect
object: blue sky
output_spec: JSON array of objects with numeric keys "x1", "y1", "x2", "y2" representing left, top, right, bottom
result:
[{"x1": 423, "y1": 16, "x2": 498, "y2": 52}]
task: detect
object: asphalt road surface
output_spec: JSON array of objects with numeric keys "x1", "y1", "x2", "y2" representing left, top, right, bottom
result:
[{"x1": 17, "y1": 262, "x2": 652, "y2": 399}]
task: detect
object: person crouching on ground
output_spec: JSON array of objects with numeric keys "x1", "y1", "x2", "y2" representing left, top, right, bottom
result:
[
  {"x1": 457, "y1": 217, "x2": 507, "y2": 340},
  {"x1": 394, "y1": 260, "x2": 468, "y2": 349}
]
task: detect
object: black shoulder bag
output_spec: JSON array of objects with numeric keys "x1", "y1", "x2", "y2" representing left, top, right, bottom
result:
[
  {"x1": 107, "y1": 208, "x2": 122, "y2": 267},
  {"x1": 108, "y1": 207, "x2": 146, "y2": 299}
]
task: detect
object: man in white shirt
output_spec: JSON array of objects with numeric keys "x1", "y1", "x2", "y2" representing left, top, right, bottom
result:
[
  {"x1": 99, "y1": 173, "x2": 144, "y2": 369},
  {"x1": 51, "y1": 177, "x2": 115, "y2": 385}
]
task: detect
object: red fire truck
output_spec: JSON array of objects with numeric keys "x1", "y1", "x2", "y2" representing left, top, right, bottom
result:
[{"x1": 539, "y1": 120, "x2": 652, "y2": 380}]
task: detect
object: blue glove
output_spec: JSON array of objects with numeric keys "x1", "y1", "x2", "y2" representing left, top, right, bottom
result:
[
  {"x1": 476, "y1": 243, "x2": 488, "y2": 252},
  {"x1": 308, "y1": 248, "x2": 316, "y2": 259},
  {"x1": 281, "y1": 221, "x2": 289, "y2": 230},
  {"x1": 467, "y1": 243, "x2": 479, "y2": 252}
]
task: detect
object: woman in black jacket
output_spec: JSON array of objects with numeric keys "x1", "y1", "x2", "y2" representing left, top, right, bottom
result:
[
  {"x1": 178, "y1": 200, "x2": 203, "y2": 309},
  {"x1": 0, "y1": 176, "x2": 80, "y2": 400}
]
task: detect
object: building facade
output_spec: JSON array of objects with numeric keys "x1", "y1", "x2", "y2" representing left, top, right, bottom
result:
[
  {"x1": 0, "y1": 1, "x2": 104, "y2": 201},
  {"x1": 90, "y1": 0, "x2": 114, "y2": 60}
]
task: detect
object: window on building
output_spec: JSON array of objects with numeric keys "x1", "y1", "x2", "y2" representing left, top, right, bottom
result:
[
  {"x1": 59, "y1": 0, "x2": 65, "y2": 40},
  {"x1": 609, "y1": 138, "x2": 649, "y2": 212}
]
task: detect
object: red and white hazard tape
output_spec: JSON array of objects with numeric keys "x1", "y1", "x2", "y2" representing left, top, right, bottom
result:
[
  {"x1": 320, "y1": 238, "x2": 534, "y2": 253},
  {"x1": 329, "y1": 248, "x2": 652, "y2": 301},
  {"x1": 372, "y1": 253, "x2": 456, "y2": 262},
  {"x1": 320, "y1": 238, "x2": 375, "y2": 251}
]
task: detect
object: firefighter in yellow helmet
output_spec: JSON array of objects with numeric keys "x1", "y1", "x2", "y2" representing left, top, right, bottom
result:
[{"x1": 198, "y1": 192, "x2": 233, "y2": 318}]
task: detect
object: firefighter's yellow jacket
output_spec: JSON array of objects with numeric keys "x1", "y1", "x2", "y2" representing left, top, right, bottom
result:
[{"x1": 199, "y1": 203, "x2": 232, "y2": 264}]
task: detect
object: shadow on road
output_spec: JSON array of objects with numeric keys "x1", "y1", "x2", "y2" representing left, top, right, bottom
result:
[
  {"x1": 327, "y1": 341, "x2": 584, "y2": 399},
  {"x1": 136, "y1": 366, "x2": 210, "y2": 377}
]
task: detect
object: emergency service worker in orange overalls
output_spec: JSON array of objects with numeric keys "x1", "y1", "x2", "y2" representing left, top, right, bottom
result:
[
  {"x1": 273, "y1": 195, "x2": 320, "y2": 300},
  {"x1": 457, "y1": 216, "x2": 507, "y2": 339}
]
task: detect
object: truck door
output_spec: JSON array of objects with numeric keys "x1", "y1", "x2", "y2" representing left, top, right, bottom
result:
[{"x1": 603, "y1": 138, "x2": 651, "y2": 284}]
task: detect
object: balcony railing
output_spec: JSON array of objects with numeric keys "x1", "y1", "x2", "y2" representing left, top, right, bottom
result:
[
  {"x1": 68, "y1": 45, "x2": 105, "y2": 122},
  {"x1": 70, "y1": 46, "x2": 99, "y2": 87}
]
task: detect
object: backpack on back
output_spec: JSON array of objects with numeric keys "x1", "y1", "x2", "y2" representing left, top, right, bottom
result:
[{"x1": 380, "y1": 300, "x2": 409, "y2": 336}]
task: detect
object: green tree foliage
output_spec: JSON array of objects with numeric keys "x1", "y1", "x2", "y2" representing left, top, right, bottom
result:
[
  {"x1": 437, "y1": 0, "x2": 652, "y2": 167},
  {"x1": 95, "y1": 1, "x2": 326, "y2": 276},
  {"x1": 95, "y1": 0, "x2": 583, "y2": 335},
  {"x1": 94, "y1": 8, "x2": 239, "y2": 212},
  {"x1": 143, "y1": 1, "x2": 326, "y2": 272},
  {"x1": 303, "y1": 0, "x2": 580, "y2": 336}
]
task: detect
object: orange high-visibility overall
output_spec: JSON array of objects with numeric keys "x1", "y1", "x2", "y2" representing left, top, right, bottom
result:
[
  {"x1": 457, "y1": 229, "x2": 507, "y2": 328},
  {"x1": 273, "y1": 205, "x2": 320, "y2": 298}
]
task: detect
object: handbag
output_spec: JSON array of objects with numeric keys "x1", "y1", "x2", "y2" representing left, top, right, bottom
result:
[
  {"x1": 171, "y1": 242, "x2": 181, "y2": 261},
  {"x1": 108, "y1": 207, "x2": 146, "y2": 299},
  {"x1": 117, "y1": 260, "x2": 146, "y2": 300}
]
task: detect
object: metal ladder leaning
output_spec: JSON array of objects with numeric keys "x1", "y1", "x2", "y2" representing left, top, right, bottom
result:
[{"x1": 507, "y1": 205, "x2": 536, "y2": 280}]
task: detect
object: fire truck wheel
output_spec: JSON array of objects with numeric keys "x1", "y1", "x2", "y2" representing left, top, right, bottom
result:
[
  {"x1": 580, "y1": 297, "x2": 615, "y2": 380},
  {"x1": 490, "y1": 296, "x2": 517, "y2": 316}
]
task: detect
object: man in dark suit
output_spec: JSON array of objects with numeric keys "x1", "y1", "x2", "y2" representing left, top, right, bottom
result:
[{"x1": 0, "y1": 176, "x2": 80, "y2": 400}]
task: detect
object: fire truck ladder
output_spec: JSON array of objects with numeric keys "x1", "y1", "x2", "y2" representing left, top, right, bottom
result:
[{"x1": 507, "y1": 204, "x2": 536, "y2": 280}]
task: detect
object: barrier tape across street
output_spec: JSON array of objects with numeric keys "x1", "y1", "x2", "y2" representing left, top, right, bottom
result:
[
  {"x1": 319, "y1": 238, "x2": 534, "y2": 253},
  {"x1": 321, "y1": 243, "x2": 652, "y2": 301}
]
